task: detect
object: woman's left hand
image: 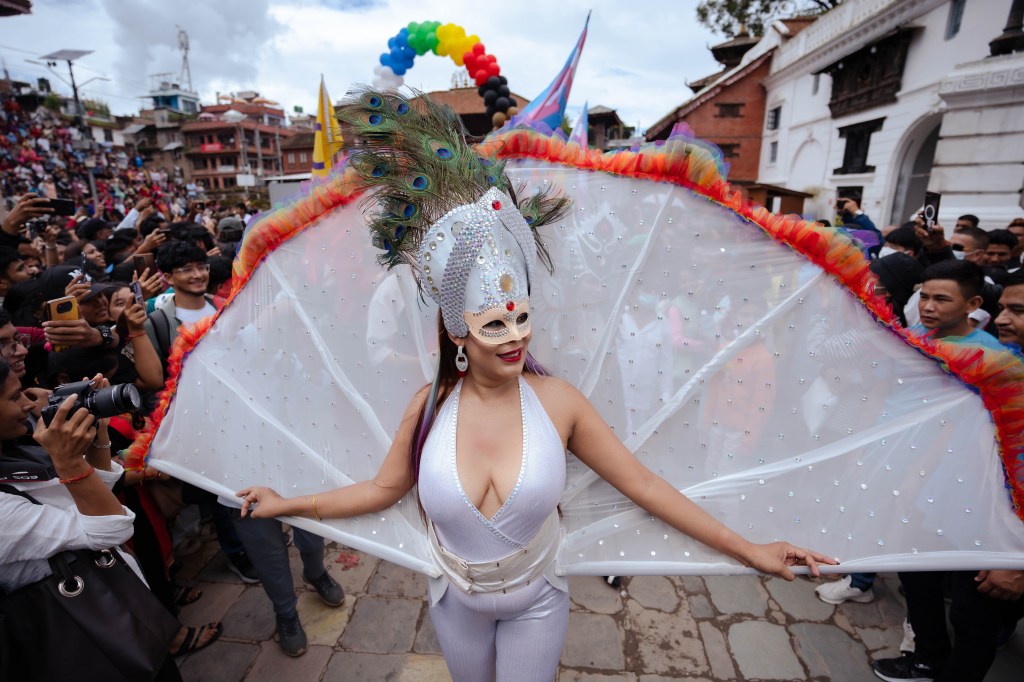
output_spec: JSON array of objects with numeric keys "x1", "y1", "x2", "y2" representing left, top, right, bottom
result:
[{"x1": 742, "y1": 541, "x2": 838, "y2": 580}]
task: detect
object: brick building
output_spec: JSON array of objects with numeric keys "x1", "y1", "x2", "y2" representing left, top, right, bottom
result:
[
  {"x1": 181, "y1": 93, "x2": 293, "y2": 192},
  {"x1": 420, "y1": 88, "x2": 531, "y2": 137},
  {"x1": 280, "y1": 132, "x2": 315, "y2": 175}
]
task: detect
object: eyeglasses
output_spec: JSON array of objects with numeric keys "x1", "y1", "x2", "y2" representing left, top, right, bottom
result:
[
  {"x1": 171, "y1": 263, "x2": 211, "y2": 275},
  {"x1": 0, "y1": 334, "x2": 30, "y2": 358}
]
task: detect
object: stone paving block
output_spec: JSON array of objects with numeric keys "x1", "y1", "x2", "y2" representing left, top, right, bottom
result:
[
  {"x1": 792, "y1": 622, "x2": 873, "y2": 682},
  {"x1": 688, "y1": 594, "x2": 715, "y2": 620},
  {"x1": 340, "y1": 596, "x2": 420, "y2": 653},
  {"x1": 326, "y1": 547, "x2": 379, "y2": 595},
  {"x1": 244, "y1": 642, "x2": 332, "y2": 682},
  {"x1": 178, "y1": 581, "x2": 246, "y2": 625},
  {"x1": 197, "y1": 552, "x2": 249, "y2": 585},
  {"x1": 764, "y1": 576, "x2": 834, "y2": 622},
  {"x1": 175, "y1": 545, "x2": 217, "y2": 582},
  {"x1": 561, "y1": 612, "x2": 624, "y2": 670},
  {"x1": 627, "y1": 576, "x2": 680, "y2": 612},
  {"x1": 705, "y1": 576, "x2": 767, "y2": 616},
  {"x1": 560, "y1": 672, "x2": 638, "y2": 681},
  {"x1": 727, "y1": 621, "x2": 803, "y2": 680},
  {"x1": 837, "y1": 599, "x2": 889, "y2": 628},
  {"x1": 414, "y1": 606, "x2": 443, "y2": 655},
  {"x1": 368, "y1": 558, "x2": 428, "y2": 598},
  {"x1": 679, "y1": 576, "x2": 706, "y2": 595},
  {"x1": 296, "y1": 590, "x2": 354, "y2": 647},
  {"x1": 178, "y1": 640, "x2": 259, "y2": 682},
  {"x1": 698, "y1": 621, "x2": 736, "y2": 679},
  {"x1": 873, "y1": 579, "x2": 908, "y2": 628},
  {"x1": 221, "y1": 585, "x2": 276, "y2": 641},
  {"x1": 626, "y1": 599, "x2": 706, "y2": 676},
  {"x1": 323, "y1": 651, "x2": 404, "y2": 681},
  {"x1": 399, "y1": 654, "x2": 452, "y2": 681},
  {"x1": 855, "y1": 626, "x2": 902, "y2": 652},
  {"x1": 568, "y1": 576, "x2": 624, "y2": 614}
]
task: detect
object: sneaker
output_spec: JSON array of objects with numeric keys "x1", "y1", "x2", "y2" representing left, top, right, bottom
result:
[
  {"x1": 900, "y1": 618, "x2": 915, "y2": 654},
  {"x1": 303, "y1": 570, "x2": 344, "y2": 607},
  {"x1": 815, "y1": 575, "x2": 875, "y2": 604},
  {"x1": 871, "y1": 654, "x2": 937, "y2": 681},
  {"x1": 226, "y1": 551, "x2": 260, "y2": 584},
  {"x1": 275, "y1": 614, "x2": 307, "y2": 657}
]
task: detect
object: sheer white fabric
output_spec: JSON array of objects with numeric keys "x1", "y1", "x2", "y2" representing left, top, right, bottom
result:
[{"x1": 148, "y1": 160, "x2": 1024, "y2": 577}]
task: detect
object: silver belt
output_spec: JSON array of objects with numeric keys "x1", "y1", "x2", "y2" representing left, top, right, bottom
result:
[{"x1": 428, "y1": 510, "x2": 561, "y2": 595}]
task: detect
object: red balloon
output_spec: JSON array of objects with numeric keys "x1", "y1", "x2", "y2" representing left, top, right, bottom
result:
[
  {"x1": 474, "y1": 71, "x2": 489, "y2": 86},
  {"x1": 463, "y1": 52, "x2": 477, "y2": 69},
  {"x1": 472, "y1": 42, "x2": 486, "y2": 56},
  {"x1": 486, "y1": 54, "x2": 497, "y2": 63},
  {"x1": 487, "y1": 62, "x2": 500, "y2": 77}
]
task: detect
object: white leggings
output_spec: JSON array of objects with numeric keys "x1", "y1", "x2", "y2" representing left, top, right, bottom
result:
[{"x1": 429, "y1": 578, "x2": 569, "y2": 682}]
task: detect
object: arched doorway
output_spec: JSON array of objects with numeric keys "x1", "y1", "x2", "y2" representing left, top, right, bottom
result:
[{"x1": 889, "y1": 115, "x2": 942, "y2": 225}]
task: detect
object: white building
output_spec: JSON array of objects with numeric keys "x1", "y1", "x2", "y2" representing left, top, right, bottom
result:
[{"x1": 756, "y1": 0, "x2": 1024, "y2": 229}]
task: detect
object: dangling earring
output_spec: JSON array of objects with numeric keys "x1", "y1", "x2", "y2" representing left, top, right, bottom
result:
[{"x1": 455, "y1": 346, "x2": 469, "y2": 376}]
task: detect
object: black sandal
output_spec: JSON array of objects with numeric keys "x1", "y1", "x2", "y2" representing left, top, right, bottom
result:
[
  {"x1": 172, "y1": 622, "x2": 223, "y2": 656},
  {"x1": 172, "y1": 585, "x2": 203, "y2": 607}
]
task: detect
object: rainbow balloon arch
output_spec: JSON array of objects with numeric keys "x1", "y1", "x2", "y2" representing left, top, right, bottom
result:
[{"x1": 372, "y1": 21, "x2": 520, "y2": 128}]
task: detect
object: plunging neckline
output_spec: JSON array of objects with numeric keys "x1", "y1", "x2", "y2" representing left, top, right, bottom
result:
[{"x1": 450, "y1": 377, "x2": 527, "y2": 523}]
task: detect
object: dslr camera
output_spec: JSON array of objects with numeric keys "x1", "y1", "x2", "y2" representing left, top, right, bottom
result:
[{"x1": 40, "y1": 380, "x2": 142, "y2": 426}]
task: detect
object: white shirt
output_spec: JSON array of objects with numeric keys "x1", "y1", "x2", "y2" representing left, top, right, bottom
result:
[
  {"x1": 0, "y1": 462, "x2": 139, "y2": 591},
  {"x1": 175, "y1": 300, "x2": 217, "y2": 326}
]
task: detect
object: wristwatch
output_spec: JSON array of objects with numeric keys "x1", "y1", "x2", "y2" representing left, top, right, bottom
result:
[{"x1": 97, "y1": 325, "x2": 115, "y2": 348}]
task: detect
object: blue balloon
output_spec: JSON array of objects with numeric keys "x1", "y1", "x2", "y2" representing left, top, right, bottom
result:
[
  {"x1": 395, "y1": 31, "x2": 409, "y2": 48},
  {"x1": 390, "y1": 47, "x2": 403, "y2": 61},
  {"x1": 380, "y1": 53, "x2": 392, "y2": 67},
  {"x1": 392, "y1": 65, "x2": 407, "y2": 76},
  {"x1": 398, "y1": 27, "x2": 409, "y2": 39},
  {"x1": 387, "y1": 37, "x2": 397, "y2": 49}
]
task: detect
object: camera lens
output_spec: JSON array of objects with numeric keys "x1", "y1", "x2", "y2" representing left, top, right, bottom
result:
[{"x1": 85, "y1": 383, "x2": 143, "y2": 418}]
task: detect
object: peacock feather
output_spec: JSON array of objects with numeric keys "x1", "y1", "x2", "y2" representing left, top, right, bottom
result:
[{"x1": 337, "y1": 86, "x2": 570, "y2": 273}]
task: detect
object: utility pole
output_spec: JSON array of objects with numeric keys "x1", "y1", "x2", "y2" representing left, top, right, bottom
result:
[{"x1": 42, "y1": 50, "x2": 98, "y2": 206}]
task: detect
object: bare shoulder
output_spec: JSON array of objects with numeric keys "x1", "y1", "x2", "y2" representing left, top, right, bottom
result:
[{"x1": 522, "y1": 374, "x2": 588, "y2": 439}]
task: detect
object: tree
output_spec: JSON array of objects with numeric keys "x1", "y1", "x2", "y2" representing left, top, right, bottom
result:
[{"x1": 696, "y1": 0, "x2": 842, "y2": 38}]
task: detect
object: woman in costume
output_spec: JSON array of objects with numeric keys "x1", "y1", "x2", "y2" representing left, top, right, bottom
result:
[{"x1": 236, "y1": 90, "x2": 836, "y2": 681}]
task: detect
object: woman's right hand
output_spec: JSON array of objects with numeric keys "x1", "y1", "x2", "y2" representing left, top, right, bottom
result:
[
  {"x1": 236, "y1": 486, "x2": 289, "y2": 519},
  {"x1": 33, "y1": 394, "x2": 97, "y2": 472}
]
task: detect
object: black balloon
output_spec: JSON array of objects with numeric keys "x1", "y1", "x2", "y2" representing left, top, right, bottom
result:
[
  {"x1": 497, "y1": 85, "x2": 510, "y2": 98},
  {"x1": 498, "y1": 75, "x2": 508, "y2": 85},
  {"x1": 486, "y1": 76, "x2": 501, "y2": 89},
  {"x1": 477, "y1": 85, "x2": 487, "y2": 96},
  {"x1": 483, "y1": 90, "x2": 497, "y2": 105},
  {"x1": 494, "y1": 97, "x2": 510, "y2": 112},
  {"x1": 486, "y1": 105, "x2": 496, "y2": 117}
]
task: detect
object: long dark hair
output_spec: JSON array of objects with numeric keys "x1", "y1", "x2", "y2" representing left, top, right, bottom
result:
[{"x1": 409, "y1": 314, "x2": 548, "y2": 483}]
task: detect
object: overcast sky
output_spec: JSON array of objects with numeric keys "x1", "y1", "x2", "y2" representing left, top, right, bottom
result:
[{"x1": 1, "y1": 0, "x2": 726, "y2": 131}]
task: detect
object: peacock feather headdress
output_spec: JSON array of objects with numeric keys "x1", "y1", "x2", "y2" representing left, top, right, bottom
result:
[{"x1": 337, "y1": 86, "x2": 570, "y2": 339}]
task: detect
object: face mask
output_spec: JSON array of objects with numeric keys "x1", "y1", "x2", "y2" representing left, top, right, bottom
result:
[
  {"x1": 878, "y1": 246, "x2": 898, "y2": 259},
  {"x1": 952, "y1": 249, "x2": 966, "y2": 261}
]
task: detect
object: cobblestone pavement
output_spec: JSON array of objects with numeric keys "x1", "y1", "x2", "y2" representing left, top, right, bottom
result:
[{"x1": 174, "y1": 534, "x2": 1023, "y2": 681}]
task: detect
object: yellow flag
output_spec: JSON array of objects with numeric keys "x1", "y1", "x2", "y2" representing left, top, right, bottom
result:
[{"x1": 311, "y1": 76, "x2": 343, "y2": 178}]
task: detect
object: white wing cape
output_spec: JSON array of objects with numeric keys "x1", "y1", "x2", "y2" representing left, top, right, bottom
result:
[{"x1": 139, "y1": 132, "x2": 1024, "y2": 578}]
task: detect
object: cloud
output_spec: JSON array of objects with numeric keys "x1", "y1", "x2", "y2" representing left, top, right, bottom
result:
[{"x1": 4, "y1": 0, "x2": 724, "y2": 130}]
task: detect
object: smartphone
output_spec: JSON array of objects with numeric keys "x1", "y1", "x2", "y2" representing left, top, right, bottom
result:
[
  {"x1": 129, "y1": 281, "x2": 144, "y2": 307},
  {"x1": 923, "y1": 191, "x2": 941, "y2": 231},
  {"x1": 133, "y1": 253, "x2": 155, "y2": 278},
  {"x1": 46, "y1": 198, "x2": 76, "y2": 216},
  {"x1": 46, "y1": 296, "x2": 80, "y2": 352}
]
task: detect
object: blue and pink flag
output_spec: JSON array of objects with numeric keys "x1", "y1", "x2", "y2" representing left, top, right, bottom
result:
[
  {"x1": 567, "y1": 101, "x2": 588, "y2": 147},
  {"x1": 515, "y1": 13, "x2": 589, "y2": 132}
]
